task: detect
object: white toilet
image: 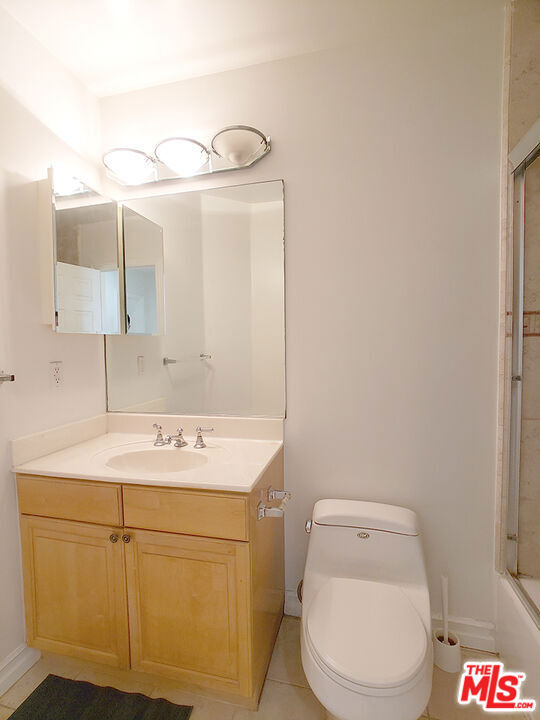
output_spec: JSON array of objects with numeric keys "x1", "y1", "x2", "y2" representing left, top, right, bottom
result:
[{"x1": 300, "y1": 499, "x2": 433, "y2": 720}]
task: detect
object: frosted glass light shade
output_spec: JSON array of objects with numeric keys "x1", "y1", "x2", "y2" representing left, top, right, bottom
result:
[
  {"x1": 155, "y1": 137, "x2": 209, "y2": 177},
  {"x1": 103, "y1": 148, "x2": 156, "y2": 185},
  {"x1": 211, "y1": 126, "x2": 268, "y2": 166}
]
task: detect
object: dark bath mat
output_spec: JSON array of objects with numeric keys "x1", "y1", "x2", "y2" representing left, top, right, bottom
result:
[{"x1": 8, "y1": 674, "x2": 192, "y2": 720}]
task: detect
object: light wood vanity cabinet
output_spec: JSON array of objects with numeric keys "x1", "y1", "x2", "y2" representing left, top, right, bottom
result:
[
  {"x1": 125, "y1": 530, "x2": 251, "y2": 693},
  {"x1": 20, "y1": 515, "x2": 130, "y2": 668},
  {"x1": 16, "y1": 447, "x2": 284, "y2": 708}
]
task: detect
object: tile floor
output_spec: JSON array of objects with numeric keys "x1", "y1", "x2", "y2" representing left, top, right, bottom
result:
[{"x1": 0, "y1": 616, "x2": 528, "y2": 719}]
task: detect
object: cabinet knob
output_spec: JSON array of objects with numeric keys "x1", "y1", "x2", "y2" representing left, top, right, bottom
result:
[
  {"x1": 109, "y1": 534, "x2": 119, "y2": 543},
  {"x1": 122, "y1": 534, "x2": 131, "y2": 544}
]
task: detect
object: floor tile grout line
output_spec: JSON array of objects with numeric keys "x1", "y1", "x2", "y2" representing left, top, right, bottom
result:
[{"x1": 265, "y1": 676, "x2": 310, "y2": 690}]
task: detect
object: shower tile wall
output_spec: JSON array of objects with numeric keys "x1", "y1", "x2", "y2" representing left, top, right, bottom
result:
[{"x1": 519, "y1": 155, "x2": 540, "y2": 579}]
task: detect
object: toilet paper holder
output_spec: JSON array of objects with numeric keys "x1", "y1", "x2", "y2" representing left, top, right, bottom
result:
[{"x1": 257, "y1": 486, "x2": 291, "y2": 520}]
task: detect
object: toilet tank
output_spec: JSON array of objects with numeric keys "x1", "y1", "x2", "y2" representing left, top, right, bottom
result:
[{"x1": 302, "y1": 500, "x2": 430, "y2": 628}]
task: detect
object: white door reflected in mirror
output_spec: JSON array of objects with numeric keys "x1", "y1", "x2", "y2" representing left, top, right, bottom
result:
[{"x1": 52, "y1": 169, "x2": 122, "y2": 335}]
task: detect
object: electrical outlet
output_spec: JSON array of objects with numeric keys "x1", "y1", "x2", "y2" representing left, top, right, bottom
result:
[{"x1": 50, "y1": 361, "x2": 63, "y2": 388}]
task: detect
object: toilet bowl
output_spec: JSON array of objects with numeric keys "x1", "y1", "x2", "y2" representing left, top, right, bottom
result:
[{"x1": 300, "y1": 499, "x2": 433, "y2": 720}]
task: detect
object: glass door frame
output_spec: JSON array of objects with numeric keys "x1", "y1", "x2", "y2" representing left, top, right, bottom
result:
[{"x1": 505, "y1": 121, "x2": 540, "y2": 621}]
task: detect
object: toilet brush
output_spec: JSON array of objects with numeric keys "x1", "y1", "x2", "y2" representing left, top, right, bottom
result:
[
  {"x1": 433, "y1": 574, "x2": 461, "y2": 672},
  {"x1": 442, "y1": 575, "x2": 449, "y2": 644}
]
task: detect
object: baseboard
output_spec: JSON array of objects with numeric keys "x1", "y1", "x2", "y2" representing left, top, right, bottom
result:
[
  {"x1": 286, "y1": 590, "x2": 495, "y2": 652},
  {"x1": 432, "y1": 614, "x2": 496, "y2": 653},
  {"x1": 285, "y1": 590, "x2": 301, "y2": 617},
  {"x1": 0, "y1": 644, "x2": 41, "y2": 696}
]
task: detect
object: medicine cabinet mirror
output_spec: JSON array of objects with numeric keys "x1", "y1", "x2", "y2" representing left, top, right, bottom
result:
[
  {"x1": 52, "y1": 174, "x2": 121, "y2": 334},
  {"x1": 106, "y1": 180, "x2": 285, "y2": 418}
]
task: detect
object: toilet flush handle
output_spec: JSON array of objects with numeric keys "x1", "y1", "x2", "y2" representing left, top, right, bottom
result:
[{"x1": 305, "y1": 520, "x2": 312, "y2": 534}]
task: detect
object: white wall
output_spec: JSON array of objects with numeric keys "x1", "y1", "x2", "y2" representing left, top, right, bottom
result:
[
  {"x1": 0, "y1": 6, "x2": 101, "y2": 160},
  {"x1": 100, "y1": 0, "x2": 506, "y2": 627},
  {"x1": 0, "y1": 48, "x2": 105, "y2": 672}
]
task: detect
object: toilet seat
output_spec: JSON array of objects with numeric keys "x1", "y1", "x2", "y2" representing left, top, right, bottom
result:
[{"x1": 306, "y1": 578, "x2": 428, "y2": 692}]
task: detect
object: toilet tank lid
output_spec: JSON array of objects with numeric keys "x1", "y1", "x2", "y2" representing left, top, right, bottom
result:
[{"x1": 312, "y1": 499, "x2": 419, "y2": 536}]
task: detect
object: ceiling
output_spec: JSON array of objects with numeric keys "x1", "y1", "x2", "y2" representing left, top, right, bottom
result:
[{"x1": 0, "y1": 0, "x2": 364, "y2": 97}]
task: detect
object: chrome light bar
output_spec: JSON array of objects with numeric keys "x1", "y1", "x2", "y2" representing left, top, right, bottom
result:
[{"x1": 103, "y1": 125, "x2": 271, "y2": 187}]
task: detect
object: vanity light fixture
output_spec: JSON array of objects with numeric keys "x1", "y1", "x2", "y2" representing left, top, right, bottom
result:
[
  {"x1": 211, "y1": 125, "x2": 269, "y2": 166},
  {"x1": 102, "y1": 125, "x2": 271, "y2": 186},
  {"x1": 155, "y1": 137, "x2": 209, "y2": 177},
  {"x1": 102, "y1": 148, "x2": 157, "y2": 185}
]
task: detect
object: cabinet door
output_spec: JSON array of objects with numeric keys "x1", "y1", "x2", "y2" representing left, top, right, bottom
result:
[
  {"x1": 20, "y1": 516, "x2": 129, "y2": 668},
  {"x1": 125, "y1": 529, "x2": 251, "y2": 696}
]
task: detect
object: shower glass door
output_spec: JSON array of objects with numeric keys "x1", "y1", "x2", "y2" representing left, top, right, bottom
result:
[{"x1": 507, "y1": 140, "x2": 540, "y2": 618}]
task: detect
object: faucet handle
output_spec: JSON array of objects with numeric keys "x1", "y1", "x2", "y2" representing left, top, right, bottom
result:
[
  {"x1": 194, "y1": 427, "x2": 214, "y2": 449},
  {"x1": 153, "y1": 423, "x2": 170, "y2": 446},
  {"x1": 172, "y1": 427, "x2": 188, "y2": 448}
]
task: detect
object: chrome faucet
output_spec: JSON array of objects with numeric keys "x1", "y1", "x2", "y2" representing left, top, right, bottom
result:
[
  {"x1": 194, "y1": 426, "x2": 214, "y2": 449},
  {"x1": 153, "y1": 423, "x2": 171, "y2": 447},
  {"x1": 170, "y1": 427, "x2": 188, "y2": 448}
]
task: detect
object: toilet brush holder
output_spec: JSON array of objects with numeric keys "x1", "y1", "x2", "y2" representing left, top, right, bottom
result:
[{"x1": 433, "y1": 629, "x2": 461, "y2": 673}]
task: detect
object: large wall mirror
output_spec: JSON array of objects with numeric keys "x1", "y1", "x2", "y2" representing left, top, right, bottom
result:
[
  {"x1": 53, "y1": 175, "x2": 122, "y2": 334},
  {"x1": 106, "y1": 180, "x2": 285, "y2": 418}
]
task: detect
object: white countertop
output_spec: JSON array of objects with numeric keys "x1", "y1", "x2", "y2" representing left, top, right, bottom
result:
[{"x1": 13, "y1": 432, "x2": 283, "y2": 493}]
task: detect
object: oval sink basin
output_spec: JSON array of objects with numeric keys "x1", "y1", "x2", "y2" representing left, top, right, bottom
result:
[{"x1": 106, "y1": 449, "x2": 208, "y2": 474}]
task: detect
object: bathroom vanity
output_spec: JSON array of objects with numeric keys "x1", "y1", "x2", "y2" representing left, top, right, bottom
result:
[
  {"x1": 14, "y1": 430, "x2": 285, "y2": 709},
  {"x1": 21, "y1": 172, "x2": 288, "y2": 708}
]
